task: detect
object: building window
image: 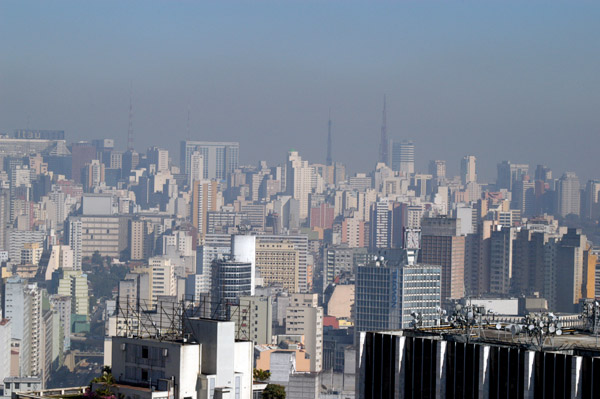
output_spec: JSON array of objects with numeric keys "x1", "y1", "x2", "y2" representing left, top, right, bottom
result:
[{"x1": 142, "y1": 346, "x2": 149, "y2": 359}]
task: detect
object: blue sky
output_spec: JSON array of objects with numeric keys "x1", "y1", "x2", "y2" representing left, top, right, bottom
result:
[{"x1": 1, "y1": 1, "x2": 599, "y2": 180}]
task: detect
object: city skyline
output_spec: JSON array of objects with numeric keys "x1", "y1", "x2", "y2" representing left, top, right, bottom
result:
[{"x1": 1, "y1": 2, "x2": 600, "y2": 181}]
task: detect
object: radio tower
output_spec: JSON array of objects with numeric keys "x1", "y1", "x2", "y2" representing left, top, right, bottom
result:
[
  {"x1": 186, "y1": 103, "x2": 191, "y2": 141},
  {"x1": 379, "y1": 95, "x2": 388, "y2": 165},
  {"x1": 127, "y1": 84, "x2": 134, "y2": 151},
  {"x1": 326, "y1": 108, "x2": 333, "y2": 166}
]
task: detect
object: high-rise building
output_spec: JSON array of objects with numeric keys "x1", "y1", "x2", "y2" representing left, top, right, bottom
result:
[
  {"x1": 512, "y1": 179, "x2": 536, "y2": 217},
  {"x1": 70, "y1": 141, "x2": 97, "y2": 184},
  {"x1": 285, "y1": 293, "x2": 323, "y2": 372},
  {"x1": 188, "y1": 151, "x2": 204, "y2": 186},
  {"x1": 390, "y1": 139, "x2": 415, "y2": 175},
  {"x1": 285, "y1": 150, "x2": 313, "y2": 220},
  {"x1": 355, "y1": 261, "x2": 441, "y2": 334},
  {"x1": 147, "y1": 146, "x2": 169, "y2": 172},
  {"x1": 180, "y1": 140, "x2": 239, "y2": 181},
  {"x1": 428, "y1": 160, "x2": 446, "y2": 181},
  {"x1": 419, "y1": 217, "x2": 465, "y2": 306},
  {"x1": 489, "y1": 225, "x2": 514, "y2": 295},
  {"x1": 557, "y1": 172, "x2": 581, "y2": 217},
  {"x1": 191, "y1": 180, "x2": 218, "y2": 239},
  {"x1": 582, "y1": 180, "x2": 600, "y2": 220},
  {"x1": 496, "y1": 161, "x2": 529, "y2": 190},
  {"x1": 255, "y1": 241, "x2": 299, "y2": 293},
  {"x1": 211, "y1": 259, "x2": 253, "y2": 310},
  {"x1": 460, "y1": 155, "x2": 477, "y2": 185}
]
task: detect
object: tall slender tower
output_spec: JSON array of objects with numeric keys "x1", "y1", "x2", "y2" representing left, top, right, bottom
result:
[
  {"x1": 127, "y1": 84, "x2": 134, "y2": 151},
  {"x1": 378, "y1": 95, "x2": 388, "y2": 165},
  {"x1": 326, "y1": 109, "x2": 333, "y2": 166}
]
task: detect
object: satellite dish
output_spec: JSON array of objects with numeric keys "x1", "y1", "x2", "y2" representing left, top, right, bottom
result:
[
  {"x1": 548, "y1": 325, "x2": 556, "y2": 333},
  {"x1": 467, "y1": 311, "x2": 474, "y2": 320},
  {"x1": 528, "y1": 325, "x2": 535, "y2": 331},
  {"x1": 538, "y1": 321, "x2": 545, "y2": 328},
  {"x1": 496, "y1": 323, "x2": 502, "y2": 330},
  {"x1": 556, "y1": 322, "x2": 563, "y2": 329},
  {"x1": 510, "y1": 325, "x2": 521, "y2": 335},
  {"x1": 556, "y1": 329, "x2": 563, "y2": 336}
]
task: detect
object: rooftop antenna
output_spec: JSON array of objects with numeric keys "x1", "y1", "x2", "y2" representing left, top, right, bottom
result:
[
  {"x1": 186, "y1": 103, "x2": 191, "y2": 141},
  {"x1": 379, "y1": 95, "x2": 388, "y2": 165},
  {"x1": 326, "y1": 108, "x2": 332, "y2": 166},
  {"x1": 127, "y1": 82, "x2": 134, "y2": 151}
]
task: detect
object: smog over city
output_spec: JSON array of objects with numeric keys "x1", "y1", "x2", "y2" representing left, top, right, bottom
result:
[{"x1": 1, "y1": 2, "x2": 600, "y2": 398}]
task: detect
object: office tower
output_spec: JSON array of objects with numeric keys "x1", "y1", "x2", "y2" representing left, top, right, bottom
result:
[
  {"x1": 191, "y1": 180, "x2": 218, "y2": 239},
  {"x1": 460, "y1": 155, "x2": 477, "y2": 185},
  {"x1": 378, "y1": 96, "x2": 388, "y2": 165},
  {"x1": 557, "y1": 172, "x2": 581, "y2": 217},
  {"x1": 211, "y1": 259, "x2": 253, "y2": 307},
  {"x1": 231, "y1": 235, "x2": 256, "y2": 295},
  {"x1": 180, "y1": 140, "x2": 239, "y2": 181},
  {"x1": 390, "y1": 139, "x2": 415, "y2": 175},
  {"x1": 148, "y1": 257, "x2": 177, "y2": 303},
  {"x1": 419, "y1": 217, "x2": 465, "y2": 305},
  {"x1": 188, "y1": 151, "x2": 204, "y2": 186},
  {"x1": 70, "y1": 141, "x2": 97, "y2": 184},
  {"x1": 285, "y1": 150, "x2": 312, "y2": 220},
  {"x1": 285, "y1": 293, "x2": 323, "y2": 372},
  {"x1": 583, "y1": 180, "x2": 600, "y2": 220},
  {"x1": 489, "y1": 225, "x2": 514, "y2": 295},
  {"x1": 258, "y1": 235, "x2": 309, "y2": 293},
  {"x1": 428, "y1": 160, "x2": 446, "y2": 181},
  {"x1": 512, "y1": 179, "x2": 536, "y2": 217},
  {"x1": 67, "y1": 215, "x2": 128, "y2": 259},
  {"x1": 356, "y1": 261, "x2": 441, "y2": 334},
  {"x1": 255, "y1": 241, "x2": 299, "y2": 293},
  {"x1": 369, "y1": 200, "x2": 403, "y2": 251},
  {"x1": 496, "y1": 161, "x2": 529, "y2": 190},
  {"x1": 147, "y1": 146, "x2": 169, "y2": 172}
]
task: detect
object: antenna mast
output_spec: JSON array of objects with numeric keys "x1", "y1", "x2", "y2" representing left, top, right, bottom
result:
[
  {"x1": 379, "y1": 95, "x2": 388, "y2": 165},
  {"x1": 326, "y1": 108, "x2": 332, "y2": 166},
  {"x1": 127, "y1": 83, "x2": 134, "y2": 151}
]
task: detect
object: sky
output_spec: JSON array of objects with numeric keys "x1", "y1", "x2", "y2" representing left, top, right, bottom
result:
[{"x1": 1, "y1": 1, "x2": 599, "y2": 181}]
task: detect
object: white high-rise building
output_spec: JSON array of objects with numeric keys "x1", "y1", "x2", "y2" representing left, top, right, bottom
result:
[
  {"x1": 286, "y1": 151, "x2": 313, "y2": 220},
  {"x1": 231, "y1": 235, "x2": 256, "y2": 296},
  {"x1": 460, "y1": 155, "x2": 477, "y2": 185},
  {"x1": 67, "y1": 219, "x2": 83, "y2": 270},
  {"x1": 188, "y1": 151, "x2": 204, "y2": 186}
]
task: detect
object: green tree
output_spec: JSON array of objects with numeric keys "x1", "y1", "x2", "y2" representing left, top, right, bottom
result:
[
  {"x1": 262, "y1": 384, "x2": 285, "y2": 399},
  {"x1": 91, "y1": 251, "x2": 104, "y2": 266},
  {"x1": 253, "y1": 368, "x2": 271, "y2": 382}
]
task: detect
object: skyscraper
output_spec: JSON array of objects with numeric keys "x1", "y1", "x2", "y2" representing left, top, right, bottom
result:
[
  {"x1": 180, "y1": 140, "x2": 239, "y2": 181},
  {"x1": 285, "y1": 150, "x2": 312, "y2": 220},
  {"x1": 191, "y1": 180, "x2": 218, "y2": 239},
  {"x1": 557, "y1": 172, "x2": 581, "y2": 217},
  {"x1": 390, "y1": 139, "x2": 415, "y2": 175},
  {"x1": 496, "y1": 161, "x2": 529, "y2": 190},
  {"x1": 428, "y1": 160, "x2": 446, "y2": 181},
  {"x1": 419, "y1": 217, "x2": 465, "y2": 306},
  {"x1": 460, "y1": 155, "x2": 477, "y2": 185}
]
